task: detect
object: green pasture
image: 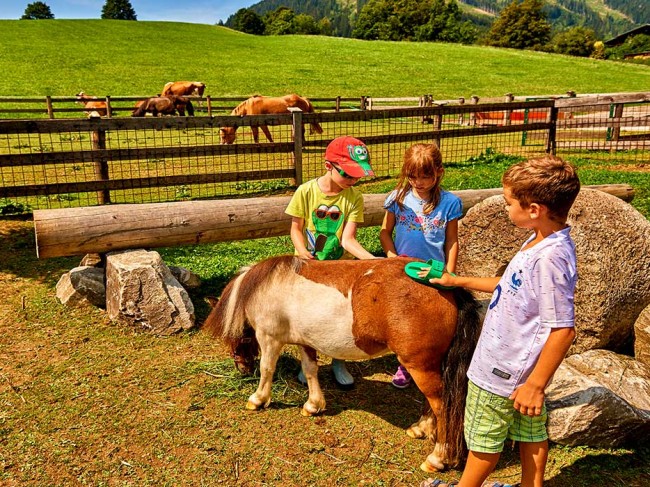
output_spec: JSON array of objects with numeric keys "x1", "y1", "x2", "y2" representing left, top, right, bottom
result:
[{"x1": 0, "y1": 19, "x2": 649, "y2": 98}]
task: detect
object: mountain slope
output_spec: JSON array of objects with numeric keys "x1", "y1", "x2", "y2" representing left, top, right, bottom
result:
[{"x1": 236, "y1": 0, "x2": 645, "y2": 38}]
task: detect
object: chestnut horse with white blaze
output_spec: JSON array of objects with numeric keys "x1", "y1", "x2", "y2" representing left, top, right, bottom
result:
[
  {"x1": 219, "y1": 94, "x2": 324, "y2": 144},
  {"x1": 203, "y1": 256, "x2": 481, "y2": 471}
]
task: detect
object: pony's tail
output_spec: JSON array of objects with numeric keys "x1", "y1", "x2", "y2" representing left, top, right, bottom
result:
[
  {"x1": 440, "y1": 287, "x2": 482, "y2": 466},
  {"x1": 203, "y1": 269, "x2": 249, "y2": 345}
]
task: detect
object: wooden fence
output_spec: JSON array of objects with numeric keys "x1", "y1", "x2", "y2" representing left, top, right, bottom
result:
[{"x1": 0, "y1": 91, "x2": 648, "y2": 211}]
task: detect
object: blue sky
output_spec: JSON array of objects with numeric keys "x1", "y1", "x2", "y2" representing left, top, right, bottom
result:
[{"x1": 0, "y1": 1, "x2": 257, "y2": 24}]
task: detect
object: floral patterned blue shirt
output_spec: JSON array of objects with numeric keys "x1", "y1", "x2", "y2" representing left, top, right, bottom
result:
[{"x1": 384, "y1": 189, "x2": 462, "y2": 262}]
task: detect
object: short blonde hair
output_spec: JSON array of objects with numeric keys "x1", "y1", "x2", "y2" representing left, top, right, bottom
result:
[{"x1": 502, "y1": 155, "x2": 580, "y2": 222}]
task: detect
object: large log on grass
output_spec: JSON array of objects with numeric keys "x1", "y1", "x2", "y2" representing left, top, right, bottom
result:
[{"x1": 33, "y1": 184, "x2": 634, "y2": 259}]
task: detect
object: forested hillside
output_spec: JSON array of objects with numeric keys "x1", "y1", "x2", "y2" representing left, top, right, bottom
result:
[{"x1": 232, "y1": 0, "x2": 645, "y2": 38}]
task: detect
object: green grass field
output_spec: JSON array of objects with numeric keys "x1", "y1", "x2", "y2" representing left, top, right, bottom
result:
[{"x1": 0, "y1": 19, "x2": 649, "y2": 98}]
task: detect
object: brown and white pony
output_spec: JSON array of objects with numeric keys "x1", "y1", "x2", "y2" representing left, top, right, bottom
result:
[
  {"x1": 219, "y1": 94, "x2": 324, "y2": 144},
  {"x1": 161, "y1": 81, "x2": 205, "y2": 98},
  {"x1": 75, "y1": 92, "x2": 107, "y2": 118},
  {"x1": 131, "y1": 96, "x2": 194, "y2": 117},
  {"x1": 203, "y1": 256, "x2": 481, "y2": 471}
]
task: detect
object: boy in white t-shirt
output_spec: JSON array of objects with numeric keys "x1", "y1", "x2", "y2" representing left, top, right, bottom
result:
[{"x1": 421, "y1": 155, "x2": 581, "y2": 487}]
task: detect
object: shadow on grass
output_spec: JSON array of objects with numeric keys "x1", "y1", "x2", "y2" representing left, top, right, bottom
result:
[
  {"x1": 0, "y1": 218, "x2": 80, "y2": 285},
  {"x1": 546, "y1": 445, "x2": 650, "y2": 487}
]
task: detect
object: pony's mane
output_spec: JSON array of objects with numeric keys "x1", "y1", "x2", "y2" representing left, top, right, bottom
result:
[{"x1": 231, "y1": 99, "x2": 249, "y2": 116}]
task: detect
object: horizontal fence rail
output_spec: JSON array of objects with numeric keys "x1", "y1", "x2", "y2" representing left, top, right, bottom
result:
[{"x1": 0, "y1": 92, "x2": 648, "y2": 212}]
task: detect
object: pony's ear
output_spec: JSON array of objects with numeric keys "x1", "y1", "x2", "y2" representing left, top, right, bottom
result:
[{"x1": 205, "y1": 296, "x2": 219, "y2": 308}]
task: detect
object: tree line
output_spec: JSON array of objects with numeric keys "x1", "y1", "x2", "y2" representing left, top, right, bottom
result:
[
  {"x1": 228, "y1": 0, "x2": 650, "y2": 62},
  {"x1": 20, "y1": 0, "x2": 137, "y2": 21}
]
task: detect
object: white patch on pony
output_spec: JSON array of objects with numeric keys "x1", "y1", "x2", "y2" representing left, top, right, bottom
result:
[
  {"x1": 249, "y1": 272, "x2": 372, "y2": 360},
  {"x1": 363, "y1": 269, "x2": 374, "y2": 276}
]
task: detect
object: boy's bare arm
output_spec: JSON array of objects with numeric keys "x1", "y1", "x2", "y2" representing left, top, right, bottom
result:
[
  {"x1": 379, "y1": 211, "x2": 398, "y2": 257},
  {"x1": 509, "y1": 326, "x2": 576, "y2": 415},
  {"x1": 428, "y1": 273, "x2": 501, "y2": 293},
  {"x1": 341, "y1": 221, "x2": 377, "y2": 259},
  {"x1": 290, "y1": 217, "x2": 314, "y2": 259}
]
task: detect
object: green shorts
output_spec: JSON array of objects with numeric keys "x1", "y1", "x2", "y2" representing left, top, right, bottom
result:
[{"x1": 464, "y1": 380, "x2": 548, "y2": 453}]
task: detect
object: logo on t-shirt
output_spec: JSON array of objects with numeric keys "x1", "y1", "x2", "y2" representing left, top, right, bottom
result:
[{"x1": 508, "y1": 270, "x2": 523, "y2": 292}]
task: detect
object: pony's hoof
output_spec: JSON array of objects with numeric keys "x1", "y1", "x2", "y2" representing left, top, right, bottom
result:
[
  {"x1": 420, "y1": 456, "x2": 445, "y2": 472},
  {"x1": 407, "y1": 426, "x2": 427, "y2": 439},
  {"x1": 420, "y1": 460, "x2": 441, "y2": 473},
  {"x1": 245, "y1": 401, "x2": 259, "y2": 411},
  {"x1": 301, "y1": 404, "x2": 325, "y2": 416}
]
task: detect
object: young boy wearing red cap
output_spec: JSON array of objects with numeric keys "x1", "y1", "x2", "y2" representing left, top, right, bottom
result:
[{"x1": 285, "y1": 135, "x2": 377, "y2": 388}]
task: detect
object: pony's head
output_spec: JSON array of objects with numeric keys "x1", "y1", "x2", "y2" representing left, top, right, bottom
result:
[{"x1": 220, "y1": 127, "x2": 237, "y2": 144}]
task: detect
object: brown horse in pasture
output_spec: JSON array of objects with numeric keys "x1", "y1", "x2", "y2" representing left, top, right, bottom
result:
[
  {"x1": 203, "y1": 256, "x2": 481, "y2": 471},
  {"x1": 131, "y1": 96, "x2": 194, "y2": 117},
  {"x1": 161, "y1": 81, "x2": 205, "y2": 98},
  {"x1": 75, "y1": 92, "x2": 107, "y2": 118},
  {"x1": 219, "y1": 94, "x2": 324, "y2": 144}
]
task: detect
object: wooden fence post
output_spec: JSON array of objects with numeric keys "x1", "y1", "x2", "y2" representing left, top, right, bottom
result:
[
  {"x1": 92, "y1": 126, "x2": 111, "y2": 204},
  {"x1": 458, "y1": 97, "x2": 465, "y2": 125},
  {"x1": 433, "y1": 104, "x2": 443, "y2": 149},
  {"x1": 105, "y1": 96, "x2": 112, "y2": 118},
  {"x1": 206, "y1": 96, "x2": 212, "y2": 117},
  {"x1": 470, "y1": 95, "x2": 479, "y2": 126},
  {"x1": 504, "y1": 93, "x2": 514, "y2": 126},
  {"x1": 546, "y1": 105, "x2": 559, "y2": 155},
  {"x1": 336, "y1": 96, "x2": 341, "y2": 112},
  {"x1": 289, "y1": 107, "x2": 304, "y2": 186},
  {"x1": 361, "y1": 96, "x2": 368, "y2": 110},
  {"x1": 46, "y1": 96, "x2": 54, "y2": 119},
  {"x1": 610, "y1": 103, "x2": 624, "y2": 142}
]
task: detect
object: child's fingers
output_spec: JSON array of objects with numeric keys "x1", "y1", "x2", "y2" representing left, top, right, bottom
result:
[{"x1": 416, "y1": 267, "x2": 431, "y2": 278}]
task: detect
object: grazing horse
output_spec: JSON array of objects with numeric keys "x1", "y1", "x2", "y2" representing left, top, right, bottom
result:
[
  {"x1": 204, "y1": 256, "x2": 481, "y2": 471},
  {"x1": 131, "y1": 96, "x2": 194, "y2": 117},
  {"x1": 219, "y1": 93, "x2": 324, "y2": 144},
  {"x1": 161, "y1": 81, "x2": 205, "y2": 98},
  {"x1": 75, "y1": 92, "x2": 107, "y2": 118}
]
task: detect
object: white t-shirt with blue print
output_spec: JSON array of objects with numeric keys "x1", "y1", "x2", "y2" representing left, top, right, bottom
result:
[
  {"x1": 384, "y1": 189, "x2": 463, "y2": 262},
  {"x1": 467, "y1": 227, "x2": 577, "y2": 397}
]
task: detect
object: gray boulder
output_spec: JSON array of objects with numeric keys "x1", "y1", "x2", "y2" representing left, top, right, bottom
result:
[
  {"x1": 546, "y1": 349, "x2": 650, "y2": 447},
  {"x1": 56, "y1": 266, "x2": 106, "y2": 308},
  {"x1": 635, "y1": 304, "x2": 650, "y2": 368},
  {"x1": 105, "y1": 249, "x2": 195, "y2": 335},
  {"x1": 458, "y1": 188, "x2": 650, "y2": 354}
]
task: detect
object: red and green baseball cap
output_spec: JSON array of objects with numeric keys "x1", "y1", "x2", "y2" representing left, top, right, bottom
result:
[{"x1": 325, "y1": 136, "x2": 374, "y2": 178}]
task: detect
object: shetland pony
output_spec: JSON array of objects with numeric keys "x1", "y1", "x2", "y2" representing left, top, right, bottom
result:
[
  {"x1": 131, "y1": 96, "x2": 194, "y2": 117},
  {"x1": 219, "y1": 94, "x2": 324, "y2": 144},
  {"x1": 203, "y1": 256, "x2": 481, "y2": 471}
]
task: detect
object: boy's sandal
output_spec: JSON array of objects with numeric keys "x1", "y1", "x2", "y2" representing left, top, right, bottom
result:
[
  {"x1": 420, "y1": 479, "x2": 458, "y2": 487},
  {"x1": 404, "y1": 258, "x2": 456, "y2": 290},
  {"x1": 482, "y1": 482, "x2": 519, "y2": 487}
]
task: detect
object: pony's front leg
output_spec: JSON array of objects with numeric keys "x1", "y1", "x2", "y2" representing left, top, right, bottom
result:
[
  {"x1": 246, "y1": 335, "x2": 283, "y2": 411},
  {"x1": 299, "y1": 346, "x2": 326, "y2": 416}
]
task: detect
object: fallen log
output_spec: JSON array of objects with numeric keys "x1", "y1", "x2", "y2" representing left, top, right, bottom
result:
[{"x1": 33, "y1": 184, "x2": 634, "y2": 259}]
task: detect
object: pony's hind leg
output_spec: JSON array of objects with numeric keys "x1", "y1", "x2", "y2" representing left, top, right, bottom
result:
[
  {"x1": 408, "y1": 368, "x2": 448, "y2": 472},
  {"x1": 246, "y1": 333, "x2": 283, "y2": 411},
  {"x1": 260, "y1": 125, "x2": 274, "y2": 143},
  {"x1": 298, "y1": 346, "x2": 326, "y2": 416}
]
